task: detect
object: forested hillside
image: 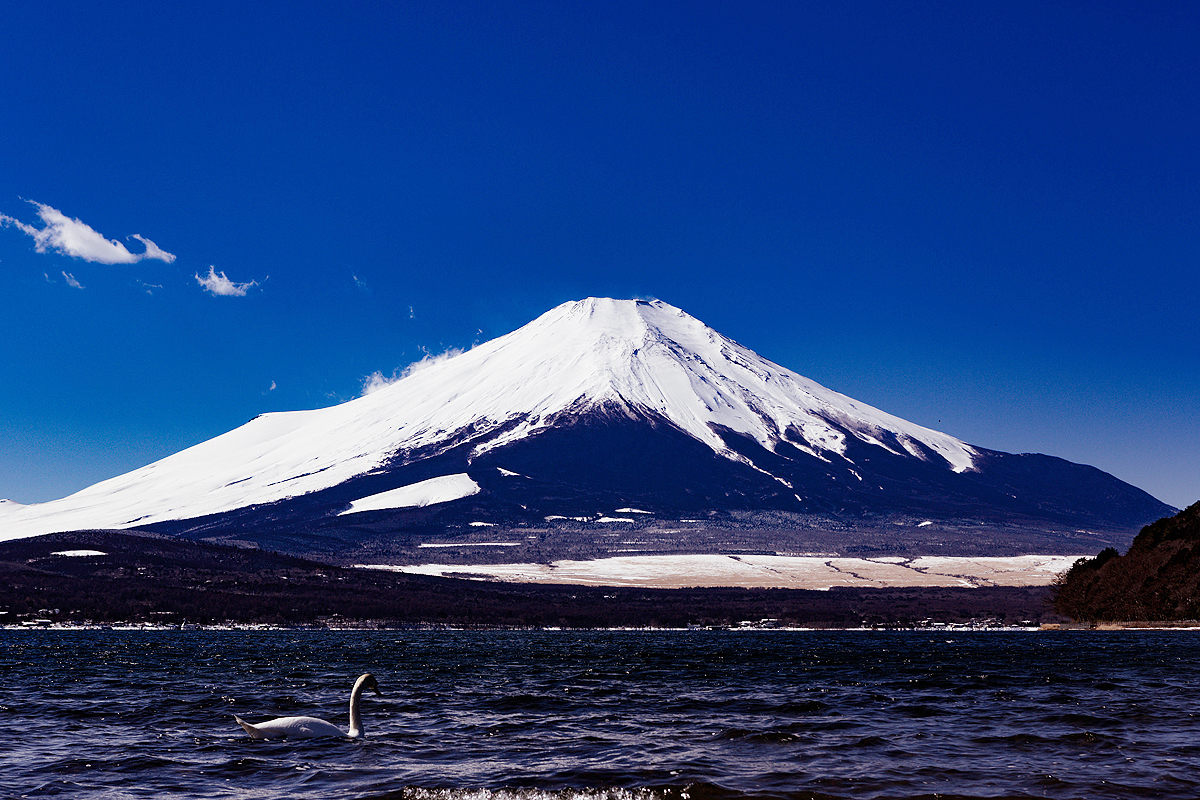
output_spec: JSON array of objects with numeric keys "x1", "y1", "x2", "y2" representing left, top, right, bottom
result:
[{"x1": 1053, "y1": 503, "x2": 1200, "y2": 621}]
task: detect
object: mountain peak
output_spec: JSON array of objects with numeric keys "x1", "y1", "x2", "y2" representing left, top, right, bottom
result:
[
  {"x1": 481, "y1": 297, "x2": 694, "y2": 365},
  {"x1": 472, "y1": 296, "x2": 979, "y2": 474}
]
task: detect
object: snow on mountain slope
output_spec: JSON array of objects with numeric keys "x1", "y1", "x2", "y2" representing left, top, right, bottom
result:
[
  {"x1": 338, "y1": 474, "x2": 481, "y2": 515},
  {"x1": 352, "y1": 297, "x2": 978, "y2": 474},
  {"x1": 1, "y1": 298, "x2": 979, "y2": 541}
]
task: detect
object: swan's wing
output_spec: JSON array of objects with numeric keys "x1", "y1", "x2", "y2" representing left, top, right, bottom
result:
[{"x1": 235, "y1": 715, "x2": 345, "y2": 739}]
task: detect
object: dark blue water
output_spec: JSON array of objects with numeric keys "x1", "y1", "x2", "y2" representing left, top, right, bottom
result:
[{"x1": 3, "y1": 630, "x2": 1200, "y2": 799}]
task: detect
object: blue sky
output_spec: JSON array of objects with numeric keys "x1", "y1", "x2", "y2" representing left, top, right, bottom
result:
[{"x1": 1, "y1": 1, "x2": 1196, "y2": 510}]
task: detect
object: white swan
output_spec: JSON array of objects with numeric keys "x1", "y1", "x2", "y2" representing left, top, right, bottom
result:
[{"x1": 235, "y1": 673, "x2": 381, "y2": 739}]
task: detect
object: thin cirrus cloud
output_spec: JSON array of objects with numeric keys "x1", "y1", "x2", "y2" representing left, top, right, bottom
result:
[
  {"x1": 43, "y1": 271, "x2": 86, "y2": 289},
  {"x1": 194, "y1": 265, "x2": 260, "y2": 297},
  {"x1": 0, "y1": 199, "x2": 176, "y2": 265}
]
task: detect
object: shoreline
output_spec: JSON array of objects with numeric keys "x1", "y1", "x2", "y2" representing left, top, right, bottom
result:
[
  {"x1": 1041, "y1": 620, "x2": 1200, "y2": 631},
  {"x1": 3, "y1": 621, "x2": 1044, "y2": 632},
  {"x1": 10, "y1": 621, "x2": 1199, "y2": 632}
]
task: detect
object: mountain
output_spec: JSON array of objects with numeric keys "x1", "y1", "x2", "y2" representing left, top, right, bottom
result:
[{"x1": 0, "y1": 298, "x2": 1174, "y2": 560}]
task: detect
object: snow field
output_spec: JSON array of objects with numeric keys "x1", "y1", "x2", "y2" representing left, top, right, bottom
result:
[
  {"x1": 338, "y1": 474, "x2": 480, "y2": 515},
  {"x1": 361, "y1": 553, "x2": 1084, "y2": 590}
]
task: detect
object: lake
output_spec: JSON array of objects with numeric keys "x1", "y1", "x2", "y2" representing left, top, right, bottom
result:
[{"x1": 3, "y1": 629, "x2": 1198, "y2": 798}]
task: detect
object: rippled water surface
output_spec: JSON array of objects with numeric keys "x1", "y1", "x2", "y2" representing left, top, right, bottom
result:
[{"x1": 4, "y1": 629, "x2": 1200, "y2": 799}]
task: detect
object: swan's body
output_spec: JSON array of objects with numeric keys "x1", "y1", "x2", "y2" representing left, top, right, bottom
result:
[{"x1": 235, "y1": 673, "x2": 381, "y2": 739}]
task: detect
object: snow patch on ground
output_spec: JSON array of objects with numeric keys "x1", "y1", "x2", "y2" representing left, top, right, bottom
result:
[
  {"x1": 418, "y1": 542, "x2": 520, "y2": 548},
  {"x1": 339, "y1": 474, "x2": 480, "y2": 515},
  {"x1": 361, "y1": 553, "x2": 1084, "y2": 590},
  {"x1": 50, "y1": 550, "x2": 107, "y2": 557}
]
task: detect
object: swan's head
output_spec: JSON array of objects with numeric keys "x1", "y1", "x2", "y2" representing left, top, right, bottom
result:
[{"x1": 360, "y1": 673, "x2": 382, "y2": 696}]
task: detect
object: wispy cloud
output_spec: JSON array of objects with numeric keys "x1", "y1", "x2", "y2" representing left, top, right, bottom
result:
[
  {"x1": 360, "y1": 347, "x2": 467, "y2": 396},
  {"x1": 1, "y1": 200, "x2": 175, "y2": 265},
  {"x1": 129, "y1": 234, "x2": 174, "y2": 263},
  {"x1": 61, "y1": 271, "x2": 84, "y2": 289},
  {"x1": 195, "y1": 265, "x2": 260, "y2": 297},
  {"x1": 360, "y1": 370, "x2": 399, "y2": 396}
]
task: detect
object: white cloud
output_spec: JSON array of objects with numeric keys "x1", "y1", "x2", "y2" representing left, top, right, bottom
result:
[
  {"x1": 404, "y1": 347, "x2": 466, "y2": 377},
  {"x1": 1, "y1": 200, "x2": 175, "y2": 264},
  {"x1": 61, "y1": 271, "x2": 84, "y2": 289},
  {"x1": 360, "y1": 347, "x2": 467, "y2": 396},
  {"x1": 360, "y1": 370, "x2": 398, "y2": 396},
  {"x1": 129, "y1": 233, "x2": 174, "y2": 263},
  {"x1": 195, "y1": 265, "x2": 259, "y2": 297}
]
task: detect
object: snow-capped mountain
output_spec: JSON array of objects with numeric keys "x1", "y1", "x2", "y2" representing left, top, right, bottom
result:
[{"x1": 0, "y1": 298, "x2": 1173, "y2": 553}]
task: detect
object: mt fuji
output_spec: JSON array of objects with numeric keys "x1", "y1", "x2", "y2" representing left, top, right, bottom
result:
[{"x1": 0, "y1": 298, "x2": 1172, "y2": 560}]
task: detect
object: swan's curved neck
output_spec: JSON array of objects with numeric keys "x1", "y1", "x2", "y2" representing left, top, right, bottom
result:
[{"x1": 347, "y1": 674, "x2": 371, "y2": 737}]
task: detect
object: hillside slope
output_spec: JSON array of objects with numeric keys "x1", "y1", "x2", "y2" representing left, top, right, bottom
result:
[{"x1": 1053, "y1": 502, "x2": 1200, "y2": 620}]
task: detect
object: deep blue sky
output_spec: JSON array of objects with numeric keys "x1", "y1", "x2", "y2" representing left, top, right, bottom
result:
[{"x1": 1, "y1": 2, "x2": 1196, "y2": 510}]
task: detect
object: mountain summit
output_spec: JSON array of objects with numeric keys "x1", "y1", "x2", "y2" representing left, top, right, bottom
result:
[
  {"x1": 0, "y1": 298, "x2": 1173, "y2": 557},
  {"x1": 367, "y1": 297, "x2": 978, "y2": 476}
]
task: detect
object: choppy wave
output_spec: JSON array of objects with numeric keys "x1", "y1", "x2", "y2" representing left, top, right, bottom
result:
[{"x1": 4, "y1": 630, "x2": 1200, "y2": 798}]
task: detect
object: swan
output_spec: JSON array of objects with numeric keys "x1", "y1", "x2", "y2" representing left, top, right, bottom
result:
[{"x1": 235, "y1": 673, "x2": 381, "y2": 739}]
